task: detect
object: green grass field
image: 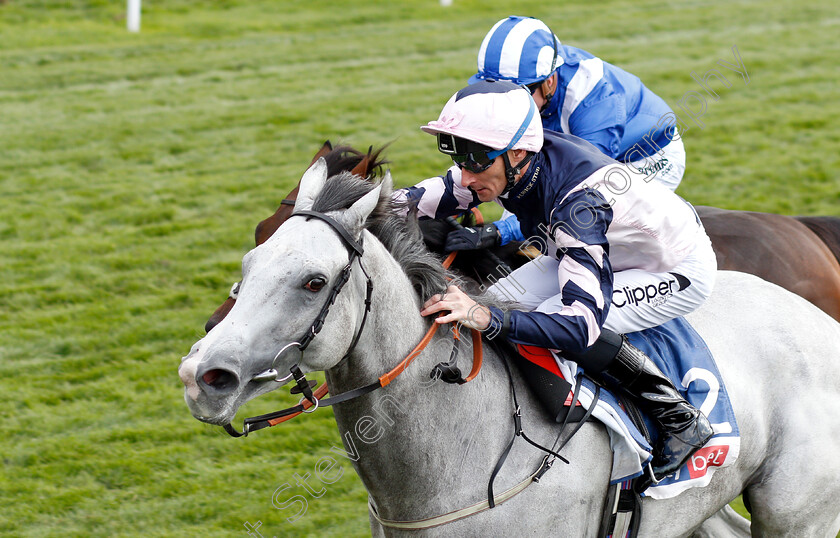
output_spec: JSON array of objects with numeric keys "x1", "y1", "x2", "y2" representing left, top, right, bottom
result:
[{"x1": 1, "y1": 0, "x2": 838, "y2": 536}]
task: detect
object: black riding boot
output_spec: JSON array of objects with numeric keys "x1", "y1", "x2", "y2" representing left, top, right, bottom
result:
[{"x1": 568, "y1": 329, "x2": 714, "y2": 481}]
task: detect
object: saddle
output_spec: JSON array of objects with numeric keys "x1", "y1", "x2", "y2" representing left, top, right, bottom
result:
[{"x1": 507, "y1": 320, "x2": 740, "y2": 537}]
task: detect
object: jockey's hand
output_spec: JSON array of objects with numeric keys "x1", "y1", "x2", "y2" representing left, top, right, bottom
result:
[
  {"x1": 444, "y1": 224, "x2": 499, "y2": 252},
  {"x1": 420, "y1": 285, "x2": 491, "y2": 330}
]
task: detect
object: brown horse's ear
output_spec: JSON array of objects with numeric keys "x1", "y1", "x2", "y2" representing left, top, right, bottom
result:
[
  {"x1": 350, "y1": 146, "x2": 380, "y2": 178},
  {"x1": 310, "y1": 141, "x2": 332, "y2": 166},
  {"x1": 350, "y1": 155, "x2": 371, "y2": 178}
]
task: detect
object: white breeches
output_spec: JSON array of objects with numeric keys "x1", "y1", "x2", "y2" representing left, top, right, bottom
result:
[{"x1": 486, "y1": 229, "x2": 717, "y2": 335}]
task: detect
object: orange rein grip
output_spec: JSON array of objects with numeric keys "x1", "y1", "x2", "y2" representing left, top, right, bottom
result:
[
  {"x1": 378, "y1": 319, "x2": 442, "y2": 387},
  {"x1": 442, "y1": 251, "x2": 457, "y2": 269},
  {"x1": 470, "y1": 207, "x2": 485, "y2": 225},
  {"x1": 464, "y1": 328, "x2": 484, "y2": 383}
]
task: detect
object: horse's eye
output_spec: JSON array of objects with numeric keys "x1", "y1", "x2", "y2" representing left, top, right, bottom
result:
[{"x1": 305, "y1": 277, "x2": 327, "y2": 292}]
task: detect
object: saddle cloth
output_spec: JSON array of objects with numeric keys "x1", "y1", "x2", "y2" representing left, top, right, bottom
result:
[{"x1": 553, "y1": 316, "x2": 740, "y2": 500}]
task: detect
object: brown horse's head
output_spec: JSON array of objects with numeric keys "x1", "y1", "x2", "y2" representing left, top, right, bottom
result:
[{"x1": 204, "y1": 141, "x2": 389, "y2": 333}]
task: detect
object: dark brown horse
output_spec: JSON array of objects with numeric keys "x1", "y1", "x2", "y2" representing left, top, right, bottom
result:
[
  {"x1": 205, "y1": 143, "x2": 840, "y2": 331},
  {"x1": 697, "y1": 206, "x2": 840, "y2": 321}
]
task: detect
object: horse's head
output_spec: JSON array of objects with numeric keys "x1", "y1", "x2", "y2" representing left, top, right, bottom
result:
[{"x1": 180, "y1": 158, "x2": 399, "y2": 425}]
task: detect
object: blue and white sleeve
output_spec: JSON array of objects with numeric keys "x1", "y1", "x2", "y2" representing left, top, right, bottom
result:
[
  {"x1": 569, "y1": 93, "x2": 626, "y2": 159},
  {"x1": 493, "y1": 211, "x2": 525, "y2": 245}
]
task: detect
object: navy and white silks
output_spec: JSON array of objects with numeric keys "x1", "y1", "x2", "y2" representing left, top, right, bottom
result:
[{"x1": 395, "y1": 132, "x2": 717, "y2": 354}]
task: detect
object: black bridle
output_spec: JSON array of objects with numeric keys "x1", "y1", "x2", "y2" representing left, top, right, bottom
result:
[
  {"x1": 293, "y1": 210, "x2": 371, "y2": 352},
  {"x1": 223, "y1": 209, "x2": 373, "y2": 437}
]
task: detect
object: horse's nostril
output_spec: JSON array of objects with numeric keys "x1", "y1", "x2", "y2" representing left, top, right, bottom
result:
[
  {"x1": 200, "y1": 368, "x2": 237, "y2": 391},
  {"x1": 202, "y1": 370, "x2": 220, "y2": 385}
]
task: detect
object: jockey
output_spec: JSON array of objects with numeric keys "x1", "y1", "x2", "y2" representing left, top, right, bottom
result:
[
  {"x1": 445, "y1": 15, "x2": 686, "y2": 254},
  {"x1": 399, "y1": 80, "x2": 716, "y2": 481}
]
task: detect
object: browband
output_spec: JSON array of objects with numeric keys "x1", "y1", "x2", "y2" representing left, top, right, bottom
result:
[{"x1": 294, "y1": 209, "x2": 364, "y2": 256}]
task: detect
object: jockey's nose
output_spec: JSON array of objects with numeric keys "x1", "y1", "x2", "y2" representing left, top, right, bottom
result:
[{"x1": 460, "y1": 169, "x2": 478, "y2": 188}]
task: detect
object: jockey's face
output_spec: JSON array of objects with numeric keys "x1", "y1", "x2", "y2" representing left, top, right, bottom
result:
[
  {"x1": 460, "y1": 149, "x2": 530, "y2": 202},
  {"x1": 459, "y1": 155, "x2": 507, "y2": 202}
]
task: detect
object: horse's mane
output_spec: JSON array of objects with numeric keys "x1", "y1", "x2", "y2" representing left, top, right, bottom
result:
[
  {"x1": 310, "y1": 153, "x2": 449, "y2": 301},
  {"x1": 322, "y1": 144, "x2": 389, "y2": 180}
]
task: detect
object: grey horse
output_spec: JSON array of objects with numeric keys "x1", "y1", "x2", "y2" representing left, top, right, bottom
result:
[{"x1": 179, "y1": 160, "x2": 840, "y2": 536}]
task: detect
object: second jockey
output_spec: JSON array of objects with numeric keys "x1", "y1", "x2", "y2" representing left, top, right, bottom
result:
[{"x1": 445, "y1": 15, "x2": 687, "y2": 254}]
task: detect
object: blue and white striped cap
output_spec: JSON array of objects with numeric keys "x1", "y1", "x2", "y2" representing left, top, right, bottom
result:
[{"x1": 469, "y1": 16, "x2": 561, "y2": 86}]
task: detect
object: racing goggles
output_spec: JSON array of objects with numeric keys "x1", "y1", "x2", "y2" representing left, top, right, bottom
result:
[{"x1": 437, "y1": 134, "x2": 503, "y2": 174}]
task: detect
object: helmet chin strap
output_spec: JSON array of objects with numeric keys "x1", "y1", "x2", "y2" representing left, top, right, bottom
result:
[
  {"x1": 539, "y1": 79, "x2": 555, "y2": 114},
  {"x1": 539, "y1": 31, "x2": 559, "y2": 113},
  {"x1": 501, "y1": 151, "x2": 534, "y2": 194}
]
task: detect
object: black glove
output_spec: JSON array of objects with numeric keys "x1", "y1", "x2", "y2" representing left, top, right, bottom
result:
[{"x1": 444, "y1": 224, "x2": 500, "y2": 252}]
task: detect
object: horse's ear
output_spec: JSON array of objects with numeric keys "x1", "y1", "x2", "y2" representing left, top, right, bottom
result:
[
  {"x1": 343, "y1": 179, "x2": 385, "y2": 237},
  {"x1": 310, "y1": 141, "x2": 332, "y2": 166},
  {"x1": 295, "y1": 158, "x2": 328, "y2": 212},
  {"x1": 379, "y1": 170, "x2": 393, "y2": 199},
  {"x1": 350, "y1": 155, "x2": 370, "y2": 178}
]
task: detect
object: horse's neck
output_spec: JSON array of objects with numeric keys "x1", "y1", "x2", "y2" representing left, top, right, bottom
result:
[
  {"x1": 328, "y1": 342, "x2": 523, "y2": 517},
  {"x1": 325, "y1": 237, "x2": 429, "y2": 389},
  {"x1": 324, "y1": 242, "x2": 533, "y2": 518}
]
